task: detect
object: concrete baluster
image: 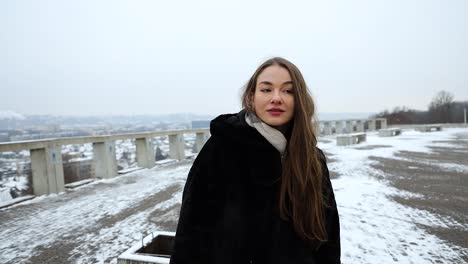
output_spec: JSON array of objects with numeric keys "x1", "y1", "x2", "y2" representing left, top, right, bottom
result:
[
  {"x1": 381, "y1": 119, "x2": 388, "y2": 129},
  {"x1": 368, "y1": 119, "x2": 376, "y2": 131},
  {"x1": 195, "y1": 132, "x2": 210, "y2": 153},
  {"x1": 30, "y1": 144, "x2": 65, "y2": 195},
  {"x1": 169, "y1": 133, "x2": 185, "y2": 161},
  {"x1": 335, "y1": 121, "x2": 344, "y2": 134},
  {"x1": 345, "y1": 121, "x2": 353, "y2": 133},
  {"x1": 323, "y1": 121, "x2": 332, "y2": 135},
  {"x1": 317, "y1": 122, "x2": 324, "y2": 135},
  {"x1": 136, "y1": 137, "x2": 155, "y2": 168},
  {"x1": 356, "y1": 120, "x2": 365, "y2": 132},
  {"x1": 93, "y1": 140, "x2": 117, "y2": 178}
]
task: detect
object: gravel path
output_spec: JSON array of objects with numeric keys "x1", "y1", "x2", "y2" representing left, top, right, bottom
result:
[
  {"x1": 369, "y1": 132, "x2": 468, "y2": 261},
  {"x1": 319, "y1": 128, "x2": 468, "y2": 263}
]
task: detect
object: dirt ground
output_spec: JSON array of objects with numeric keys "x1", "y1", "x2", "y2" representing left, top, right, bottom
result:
[{"x1": 368, "y1": 132, "x2": 468, "y2": 261}]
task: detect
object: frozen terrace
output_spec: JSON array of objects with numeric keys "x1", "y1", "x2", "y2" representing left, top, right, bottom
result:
[{"x1": 0, "y1": 126, "x2": 468, "y2": 263}]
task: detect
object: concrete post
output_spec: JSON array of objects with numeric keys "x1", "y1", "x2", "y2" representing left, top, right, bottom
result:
[
  {"x1": 335, "y1": 121, "x2": 344, "y2": 134},
  {"x1": 356, "y1": 120, "x2": 365, "y2": 132},
  {"x1": 195, "y1": 132, "x2": 210, "y2": 153},
  {"x1": 30, "y1": 145, "x2": 65, "y2": 195},
  {"x1": 464, "y1": 108, "x2": 467, "y2": 125},
  {"x1": 368, "y1": 119, "x2": 376, "y2": 131},
  {"x1": 323, "y1": 122, "x2": 332, "y2": 135},
  {"x1": 169, "y1": 133, "x2": 185, "y2": 161},
  {"x1": 345, "y1": 121, "x2": 353, "y2": 133},
  {"x1": 380, "y1": 119, "x2": 388, "y2": 129},
  {"x1": 93, "y1": 140, "x2": 117, "y2": 178},
  {"x1": 136, "y1": 137, "x2": 155, "y2": 169}
]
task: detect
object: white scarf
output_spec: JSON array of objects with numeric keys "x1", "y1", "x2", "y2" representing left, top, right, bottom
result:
[{"x1": 245, "y1": 112, "x2": 287, "y2": 155}]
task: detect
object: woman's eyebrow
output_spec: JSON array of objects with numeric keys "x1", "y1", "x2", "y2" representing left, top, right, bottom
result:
[
  {"x1": 258, "y1": 81, "x2": 273, "y2": 85},
  {"x1": 258, "y1": 80, "x2": 293, "y2": 85}
]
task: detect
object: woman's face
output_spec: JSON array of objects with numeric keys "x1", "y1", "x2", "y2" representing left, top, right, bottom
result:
[{"x1": 253, "y1": 65, "x2": 295, "y2": 127}]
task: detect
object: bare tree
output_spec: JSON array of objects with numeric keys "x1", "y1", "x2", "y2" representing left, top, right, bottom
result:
[
  {"x1": 429, "y1": 91, "x2": 454, "y2": 110},
  {"x1": 428, "y1": 90, "x2": 454, "y2": 123},
  {"x1": 374, "y1": 90, "x2": 462, "y2": 124}
]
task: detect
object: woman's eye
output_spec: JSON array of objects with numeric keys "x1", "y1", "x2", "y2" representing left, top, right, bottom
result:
[
  {"x1": 260, "y1": 88, "x2": 271, "y2": 93},
  {"x1": 285, "y1": 89, "x2": 294, "y2": 94}
]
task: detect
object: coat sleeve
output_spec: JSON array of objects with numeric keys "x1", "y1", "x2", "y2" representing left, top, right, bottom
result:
[
  {"x1": 170, "y1": 136, "x2": 225, "y2": 264},
  {"x1": 315, "y1": 148, "x2": 341, "y2": 264}
]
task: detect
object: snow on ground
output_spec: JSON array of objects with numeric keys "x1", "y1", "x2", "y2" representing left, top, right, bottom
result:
[
  {"x1": 0, "y1": 128, "x2": 467, "y2": 263},
  {"x1": 0, "y1": 163, "x2": 190, "y2": 263},
  {"x1": 318, "y1": 128, "x2": 468, "y2": 263}
]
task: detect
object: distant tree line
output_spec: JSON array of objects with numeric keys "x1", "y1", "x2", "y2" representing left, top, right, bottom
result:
[{"x1": 374, "y1": 91, "x2": 468, "y2": 125}]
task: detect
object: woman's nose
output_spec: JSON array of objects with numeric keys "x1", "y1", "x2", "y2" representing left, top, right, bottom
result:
[{"x1": 270, "y1": 90, "x2": 282, "y2": 104}]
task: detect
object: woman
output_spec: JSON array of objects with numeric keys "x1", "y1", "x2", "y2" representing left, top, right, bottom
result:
[{"x1": 170, "y1": 57, "x2": 340, "y2": 264}]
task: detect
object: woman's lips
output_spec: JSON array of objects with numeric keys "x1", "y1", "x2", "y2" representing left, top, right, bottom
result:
[{"x1": 267, "y1": 109, "x2": 284, "y2": 116}]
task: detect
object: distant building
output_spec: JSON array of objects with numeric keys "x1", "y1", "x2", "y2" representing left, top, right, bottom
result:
[
  {"x1": 0, "y1": 133, "x2": 9, "y2": 142},
  {"x1": 191, "y1": 120, "x2": 210, "y2": 129},
  {"x1": 44, "y1": 124, "x2": 60, "y2": 133}
]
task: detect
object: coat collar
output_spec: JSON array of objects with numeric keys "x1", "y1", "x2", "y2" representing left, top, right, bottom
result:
[{"x1": 210, "y1": 110, "x2": 277, "y2": 151}]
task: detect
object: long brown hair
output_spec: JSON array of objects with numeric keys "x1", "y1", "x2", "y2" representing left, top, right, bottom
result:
[{"x1": 242, "y1": 57, "x2": 327, "y2": 242}]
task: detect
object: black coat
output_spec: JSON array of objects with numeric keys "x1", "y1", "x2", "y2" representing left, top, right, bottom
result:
[{"x1": 170, "y1": 111, "x2": 340, "y2": 264}]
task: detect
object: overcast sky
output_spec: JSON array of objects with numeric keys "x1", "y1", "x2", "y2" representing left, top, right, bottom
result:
[{"x1": 1, "y1": 0, "x2": 467, "y2": 116}]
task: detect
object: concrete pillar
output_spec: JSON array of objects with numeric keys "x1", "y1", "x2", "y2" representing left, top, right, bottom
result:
[
  {"x1": 169, "y1": 133, "x2": 185, "y2": 161},
  {"x1": 336, "y1": 136, "x2": 351, "y2": 146},
  {"x1": 368, "y1": 119, "x2": 376, "y2": 131},
  {"x1": 464, "y1": 108, "x2": 467, "y2": 125},
  {"x1": 30, "y1": 145, "x2": 65, "y2": 196},
  {"x1": 318, "y1": 122, "x2": 324, "y2": 135},
  {"x1": 93, "y1": 140, "x2": 117, "y2": 178},
  {"x1": 380, "y1": 119, "x2": 388, "y2": 129},
  {"x1": 356, "y1": 120, "x2": 365, "y2": 132},
  {"x1": 136, "y1": 137, "x2": 155, "y2": 169},
  {"x1": 313, "y1": 122, "x2": 320, "y2": 136},
  {"x1": 195, "y1": 132, "x2": 210, "y2": 153},
  {"x1": 345, "y1": 121, "x2": 353, "y2": 133},
  {"x1": 323, "y1": 121, "x2": 332, "y2": 135},
  {"x1": 335, "y1": 121, "x2": 344, "y2": 134}
]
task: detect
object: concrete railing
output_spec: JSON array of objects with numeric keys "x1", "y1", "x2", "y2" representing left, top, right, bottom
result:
[
  {"x1": 336, "y1": 132, "x2": 367, "y2": 146},
  {"x1": 318, "y1": 118, "x2": 387, "y2": 135},
  {"x1": 0, "y1": 129, "x2": 210, "y2": 196},
  {"x1": 388, "y1": 123, "x2": 468, "y2": 129},
  {"x1": 379, "y1": 128, "x2": 402, "y2": 137}
]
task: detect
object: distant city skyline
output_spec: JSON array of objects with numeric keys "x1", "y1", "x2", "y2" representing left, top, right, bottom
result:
[{"x1": 1, "y1": 0, "x2": 467, "y2": 116}]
